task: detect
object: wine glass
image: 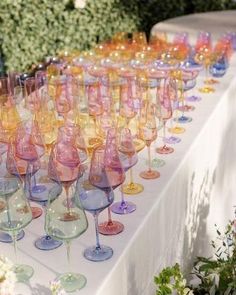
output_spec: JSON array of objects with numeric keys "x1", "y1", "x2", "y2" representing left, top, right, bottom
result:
[
  {"x1": 35, "y1": 110, "x2": 58, "y2": 157},
  {"x1": 118, "y1": 68, "x2": 137, "y2": 127},
  {"x1": 45, "y1": 180, "x2": 88, "y2": 292},
  {"x1": 57, "y1": 125, "x2": 88, "y2": 166},
  {"x1": 78, "y1": 114, "x2": 104, "y2": 158},
  {"x1": 118, "y1": 137, "x2": 139, "y2": 199},
  {"x1": 195, "y1": 47, "x2": 216, "y2": 94},
  {"x1": 173, "y1": 69, "x2": 197, "y2": 124},
  {"x1": 14, "y1": 120, "x2": 45, "y2": 219},
  {"x1": 139, "y1": 101, "x2": 160, "y2": 179},
  {"x1": 156, "y1": 78, "x2": 174, "y2": 154},
  {"x1": 87, "y1": 81, "x2": 104, "y2": 122},
  {"x1": 7, "y1": 135, "x2": 43, "y2": 220},
  {"x1": 0, "y1": 104, "x2": 21, "y2": 144},
  {"x1": 90, "y1": 146, "x2": 124, "y2": 235},
  {"x1": 182, "y1": 57, "x2": 203, "y2": 103},
  {"x1": 78, "y1": 166, "x2": 114, "y2": 261},
  {"x1": 54, "y1": 76, "x2": 72, "y2": 121},
  {"x1": 48, "y1": 125, "x2": 82, "y2": 216},
  {"x1": 106, "y1": 127, "x2": 136, "y2": 214},
  {"x1": 168, "y1": 70, "x2": 186, "y2": 135},
  {"x1": 0, "y1": 153, "x2": 25, "y2": 243},
  {"x1": 29, "y1": 159, "x2": 63, "y2": 251},
  {"x1": 24, "y1": 77, "x2": 42, "y2": 112},
  {"x1": 121, "y1": 117, "x2": 146, "y2": 194},
  {"x1": 0, "y1": 175, "x2": 34, "y2": 282}
]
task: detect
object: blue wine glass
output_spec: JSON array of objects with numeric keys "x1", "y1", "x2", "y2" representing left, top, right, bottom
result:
[
  {"x1": 29, "y1": 171, "x2": 63, "y2": 251},
  {"x1": 77, "y1": 167, "x2": 114, "y2": 262}
]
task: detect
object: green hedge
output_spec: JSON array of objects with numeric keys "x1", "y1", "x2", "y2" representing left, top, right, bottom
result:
[
  {"x1": 0, "y1": 0, "x2": 235, "y2": 72},
  {"x1": 0, "y1": 0, "x2": 141, "y2": 72}
]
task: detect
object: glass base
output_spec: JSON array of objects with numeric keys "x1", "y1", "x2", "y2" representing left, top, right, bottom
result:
[
  {"x1": 111, "y1": 201, "x2": 136, "y2": 214},
  {"x1": 122, "y1": 182, "x2": 144, "y2": 195},
  {"x1": 165, "y1": 136, "x2": 181, "y2": 144},
  {"x1": 31, "y1": 206, "x2": 43, "y2": 219},
  {"x1": 0, "y1": 230, "x2": 25, "y2": 243},
  {"x1": 34, "y1": 235, "x2": 63, "y2": 250},
  {"x1": 14, "y1": 264, "x2": 34, "y2": 282},
  {"x1": 148, "y1": 158, "x2": 166, "y2": 168},
  {"x1": 168, "y1": 126, "x2": 185, "y2": 134},
  {"x1": 84, "y1": 245, "x2": 113, "y2": 262},
  {"x1": 140, "y1": 170, "x2": 160, "y2": 179},
  {"x1": 98, "y1": 220, "x2": 124, "y2": 235},
  {"x1": 186, "y1": 95, "x2": 202, "y2": 102},
  {"x1": 174, "y1": 115, "x2": 192, "y2": 124},
  {"x1": 204, "y1": 78, "x2": 219, "y2": 85},
  {"x1": 178, "y1": 105, "x2": 195, "y2": 112},
  {"x1": 198, "y1": 86, "x2": 215, "y2": 93},
  {"x1": 156, "y1": 145, "x2": 174, "y2": 154},
  {"x1": 31, "y1": 184, "x2": 47, "y2": 194},
  {"x1": 57, "y1": 272, "x2": 86, "y2": 293}
]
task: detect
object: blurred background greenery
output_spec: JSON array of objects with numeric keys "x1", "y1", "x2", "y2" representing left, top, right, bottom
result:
[{"x1": 0, "y1": 0, "x2": 235, "y2": 72}]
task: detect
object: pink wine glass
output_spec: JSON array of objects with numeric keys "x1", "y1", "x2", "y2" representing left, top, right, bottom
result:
[
  {"x1": 48, "y1": 128, "x2": 81, "y2": 216},
  {"x1": 156, "y1": 78, "x2": 174, "y2": 154},
  {"x1": 7, "y1": 135, "x2": 42, "y2": 219}
]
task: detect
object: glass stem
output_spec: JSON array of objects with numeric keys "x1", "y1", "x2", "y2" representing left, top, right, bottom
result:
[
  {"x1": 64, "y1": 184, "x2": 71, "y2": 214},
  {"x1": 128, "y1": 156, "x2": 134, "y2": 186},
  {"x1": 27, "y1": 162, "x2": 33, "y2": 198},
  {"x1": 182, "y1": 97, "x2": 185, "y2": 117},
  {"x1": 94, "y1": 213, "x2": 101, "y2": 250},
  {"x1": 32, "y1": 174, "x2": 37, "y2": 188},
  {"x1": 42, "y1": 202, "x2": 50, "y2": 239},
  {"x1": 65, "y1": 240, "x2": 71, "y2": 273},
  {"x1": 107, "y1": 207, "x2": 113, "y2": 225},
  {"x1": 205, "y1": 65, "x2": 208, "y2": 82},
  {"x1": 174, "y1": 103, "x2": 179, "y2": 130},
  {"x1": 129, "y1": 168, "x2": 134, "y2": 185},
  {"x1": 120, "y1": 188, "x2": 126, "y2": 208},
  {"x1": 12, "y1": 232, "x2": 18, "y2": 264},
  {"x1": 6, "y1": 199, "x2": 17, "y2": 263},
  {"x1": 125, "y1": 116, "x2": 129, "y2": 128},
  {"x1": 163, "y1": 120, "x2": 166, "y2": 147},
  {"x1": 147, "y1": 144, "x2": 152, "y2": 172}
]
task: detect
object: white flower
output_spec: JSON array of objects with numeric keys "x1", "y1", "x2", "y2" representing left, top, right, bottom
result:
[
  {"x1": 74, "y1": 0, "x2": 87, "y2": 9},
  {"x1": 183, "y1": 288, "x2": 194, "y2": 295},
  {"x1": 0, "y1": 256, "x2": 16, "y2": 295},
  {"x1": 50, "y1": 280, "x2": 66, "y2": 295}
]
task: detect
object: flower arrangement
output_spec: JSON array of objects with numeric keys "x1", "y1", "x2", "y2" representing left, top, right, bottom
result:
[
  {"x1": 0, "y1": 256, "x2": 16, "y2": 295},
  {"x1": 154, "y1": 208, "x2": 236, "y2": 294}
]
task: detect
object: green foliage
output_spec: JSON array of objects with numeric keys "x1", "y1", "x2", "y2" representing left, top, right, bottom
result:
[
  {"x1": 154, "y1": 263, "x2": 193, "y2": 295},
  {"x1": 192, "y1": 221, "x2": 236, "y2": 294},
  {"x1": 154, "y1": 217, "x2": 236, "y2": 294},
  {"x1": 190, "y1": 0, "x2": 236, "y2": 12},
  {"x1": 0, "y1": 0, "x2": 140, "y2": 72},
  {"x1": 0, "y1": 0, "x2": 235, "y2": 72}
]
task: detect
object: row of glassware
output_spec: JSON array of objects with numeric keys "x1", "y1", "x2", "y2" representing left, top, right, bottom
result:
[{"x1": 0, "y1": 30, "x2": 234, "y2": 293}]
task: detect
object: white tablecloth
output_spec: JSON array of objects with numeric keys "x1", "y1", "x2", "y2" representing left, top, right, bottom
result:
[
  {"x1": 151, "y1": 10, "x2": 236, "y2": 44},
  {"x1": 1, "y1": 12, "x2": 236, "y2": 295}
]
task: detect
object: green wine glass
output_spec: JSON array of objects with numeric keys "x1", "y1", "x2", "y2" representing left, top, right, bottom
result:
[
  {"x1": 0, "y1": 175, "x2": 33, "y2": 282},
  {"x1": 45, "y1": 183, "x2": 88, "y2": 293}
]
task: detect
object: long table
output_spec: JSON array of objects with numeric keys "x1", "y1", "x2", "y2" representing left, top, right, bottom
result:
[{"x1": 1, "y1": 12, "x2": 236, "y2": 295}]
